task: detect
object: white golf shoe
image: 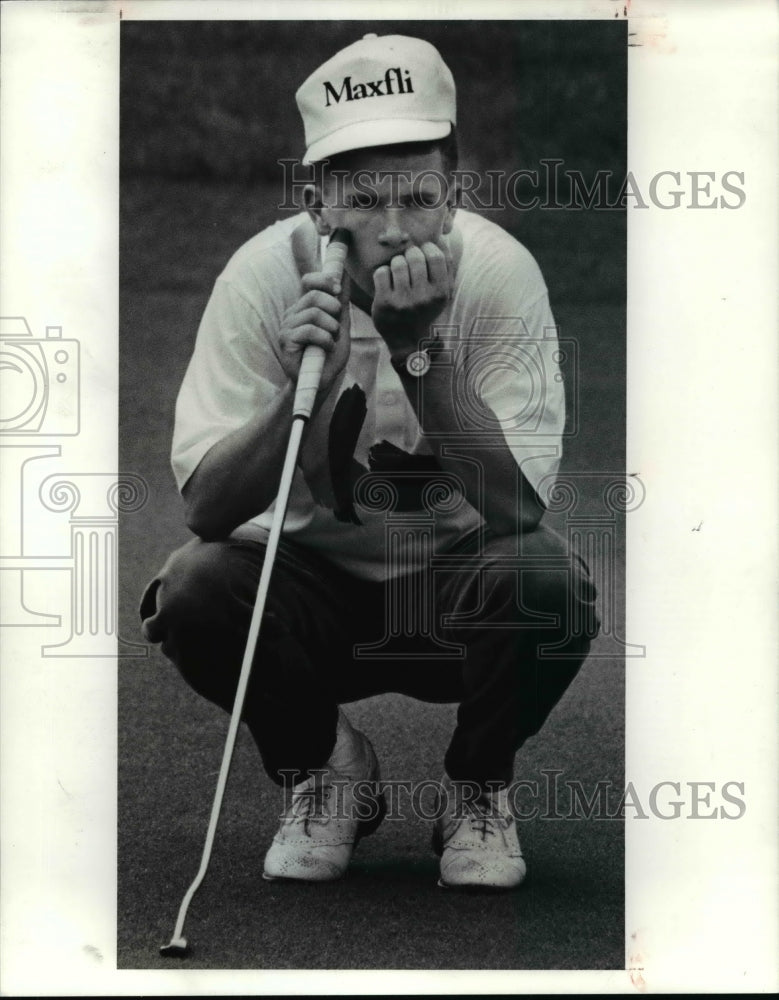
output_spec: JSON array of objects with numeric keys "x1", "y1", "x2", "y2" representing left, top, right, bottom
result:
[
  {"x1": 262, "y1": 711, "x2": 385, "y2": 882},
  {"x1": 432, "y1": 774, "x2": 527, "y2": 890}
]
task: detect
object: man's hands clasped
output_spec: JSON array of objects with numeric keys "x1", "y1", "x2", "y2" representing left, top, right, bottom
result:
[
  {"x1": 279, "y1": 238, "x2": 453, "y2": 396},
  {"x1": 372, "y1": 241, "x2": 453, "y2": 356}
]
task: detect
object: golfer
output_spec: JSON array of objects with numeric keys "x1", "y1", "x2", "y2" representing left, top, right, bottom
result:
[{"x1": 141, "y1": 33, "x2": 599, "y2": 890}]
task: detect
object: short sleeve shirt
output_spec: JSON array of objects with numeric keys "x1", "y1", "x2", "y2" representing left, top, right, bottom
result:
[{"x1": 172, "y1": 209, "x2": 565, "y2": 580}]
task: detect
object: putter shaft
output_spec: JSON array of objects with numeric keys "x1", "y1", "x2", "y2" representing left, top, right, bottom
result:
[
  {"x1": 161, "y1": 229, "x2": 349, "y2": 957},
  {"x1": 162, "y1": 417, "x2": 306, "y2": 955}
]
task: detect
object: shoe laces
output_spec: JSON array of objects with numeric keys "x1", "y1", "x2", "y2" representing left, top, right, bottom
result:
[
  {"x1": 457, "y1": 792, "x2": 512, "y2": 842},
  {"x1": 284, "y1": 774, "x2": 336, "y2": 834}
]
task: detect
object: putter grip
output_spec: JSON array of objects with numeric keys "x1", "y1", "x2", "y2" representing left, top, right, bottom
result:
[{"x1": 293, "y1": 231, "x2": 350, "y2": 419}]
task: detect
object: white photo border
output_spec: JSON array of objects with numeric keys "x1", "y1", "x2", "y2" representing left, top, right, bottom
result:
[{"x1": 0, "y1": 0, "x2": 777, "y2": 994}]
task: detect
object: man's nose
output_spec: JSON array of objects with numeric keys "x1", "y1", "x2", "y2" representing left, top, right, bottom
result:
[{"x1": 378, "y1": 211, "x2": 410, "y2": 249}]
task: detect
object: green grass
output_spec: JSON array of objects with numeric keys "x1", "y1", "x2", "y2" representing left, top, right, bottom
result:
[
  {"x1": 118, "y1": 180, "x2": 625, "y2": 970},
  {"x1": 118, "y1": 19, "x2": 626, "y2": 970}
]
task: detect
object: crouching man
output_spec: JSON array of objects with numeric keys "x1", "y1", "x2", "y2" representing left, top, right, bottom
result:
[{"x1": 141, "y1": 33, "x2": 599, "y2": 890}]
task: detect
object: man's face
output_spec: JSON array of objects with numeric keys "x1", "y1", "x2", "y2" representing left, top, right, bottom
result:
[{"x1": 309, "y1": 146, "x2": 456, "y2": 298}]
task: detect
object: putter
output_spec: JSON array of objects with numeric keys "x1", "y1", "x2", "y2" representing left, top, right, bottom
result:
[{"x1": 160, "y1": 229, "x2": 350, "y2": 958}]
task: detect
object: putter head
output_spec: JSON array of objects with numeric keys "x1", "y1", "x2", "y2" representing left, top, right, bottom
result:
[{"x1": 160, "y1": 935, "x2": 189, "y2": 958}]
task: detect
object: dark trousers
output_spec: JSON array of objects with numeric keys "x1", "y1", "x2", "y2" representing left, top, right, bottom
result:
[{"x1": 140, "y1": 524, "x2": 599, "y2": 788}]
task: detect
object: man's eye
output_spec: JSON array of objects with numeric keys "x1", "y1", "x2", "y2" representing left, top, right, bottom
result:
[
  {"x1": 348, "y1": 193, "x2": 378, "y2": 210},
  {"x1": 413, "y1": 192, "x2": 441, "y2": 208}
]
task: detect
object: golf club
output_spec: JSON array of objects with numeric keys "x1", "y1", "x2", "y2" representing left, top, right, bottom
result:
[{"x1": 160, "y1": 228, "x2": 351, "y2": 958}]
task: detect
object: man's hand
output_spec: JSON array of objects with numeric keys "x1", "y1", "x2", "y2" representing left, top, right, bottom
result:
[
  {"x1": 278, "y1": 271, "x2": 351, "y2": 395},
  {"x1": 372, "y1": 241, "x2": 453, "y2": 355}
]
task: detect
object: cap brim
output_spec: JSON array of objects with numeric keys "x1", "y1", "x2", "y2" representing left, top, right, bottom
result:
[{"x1": 303, "y1": 119, "x2": 452, "y2": 165}]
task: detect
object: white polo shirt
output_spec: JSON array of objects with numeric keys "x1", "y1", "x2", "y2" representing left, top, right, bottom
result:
[{"x1": 172, "y1": 209, "x2": 564, "y2": 580}]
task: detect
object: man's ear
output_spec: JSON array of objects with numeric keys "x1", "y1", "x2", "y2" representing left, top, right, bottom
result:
[{"x1": 304, "y1": 183, "x2": 331, "y2": 236}]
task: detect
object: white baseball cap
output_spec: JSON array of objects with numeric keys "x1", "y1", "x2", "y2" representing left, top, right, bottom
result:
[{"x1": 296, "y1": 33, "x2": 456, "y2": 164}]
